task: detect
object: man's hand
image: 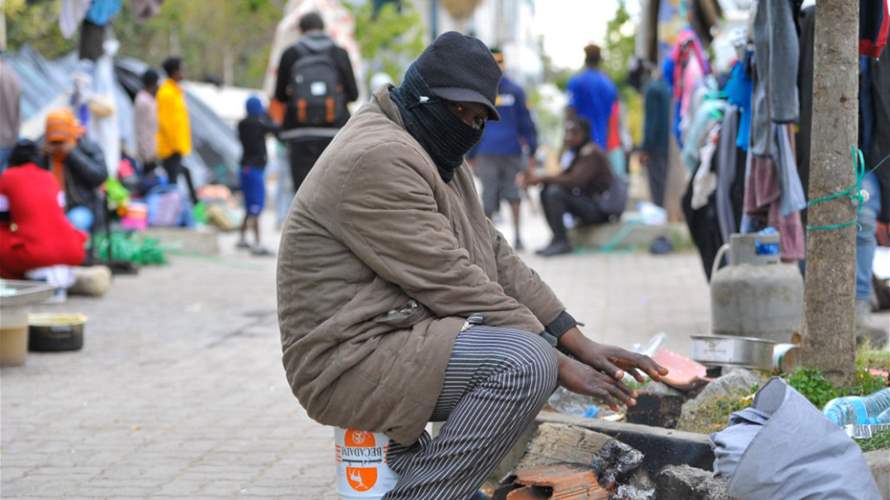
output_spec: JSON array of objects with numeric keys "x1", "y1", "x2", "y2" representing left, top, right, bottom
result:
[
  {"x1": 559, "y1": 327, "x2": 668, "y2": 384},
  {"x1": 556, "y1": 352, "x2": 637, "y2": 411}
]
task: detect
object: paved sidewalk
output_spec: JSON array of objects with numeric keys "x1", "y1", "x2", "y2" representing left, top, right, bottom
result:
[{"x1": 1, "y1": 209, "x2": 715, "y2": 499}]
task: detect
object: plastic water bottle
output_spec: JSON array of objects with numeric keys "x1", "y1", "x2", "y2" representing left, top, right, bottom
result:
[{"x1": 823, "y1": 388, "x2": 890, "y2": 427}]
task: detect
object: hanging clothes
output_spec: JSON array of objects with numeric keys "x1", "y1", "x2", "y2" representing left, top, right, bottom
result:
[
  {"x1": 665, "y1": 28, "x2": 710, "y2": 147},
  {"x1": 743, "y1": 151, "x2": 806, "y2": 262},
  {"x1": 775, "y1": 125, "x2": 807, "y2": 218},
  {"x1": 85, "y1": 0, "x2": 123, "y2": 26},
  {"x1": 750, "y1": 0, "x2": 800, "y2": 156},
  {"x1": 59, "y1": 0, "x2": 92, "y2": 39},
  {"x1": 682, "y1": 99, "x2": 727, "y2": 173},
  {"x1": 725, "y1": 57, "x2": 754, "y2": 152},
  {"x1": 691, "y1": 124, "x2": 720, "y2": 210},
  {"x1": 716, "y1": 106, "x2": 744, "y2": 242},
  {"x1": 683, "y1": 159, "x2": 724, "y2": 281}
]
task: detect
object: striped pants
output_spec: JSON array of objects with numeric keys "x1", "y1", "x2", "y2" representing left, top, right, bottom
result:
[{"x1": 384, "y1": 326, "x2": 559, "y2": 499}]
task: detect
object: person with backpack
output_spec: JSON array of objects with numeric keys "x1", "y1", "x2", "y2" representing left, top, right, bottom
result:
[{"x1": 272, "y1": 12, "x2": 359, "y2": 195}]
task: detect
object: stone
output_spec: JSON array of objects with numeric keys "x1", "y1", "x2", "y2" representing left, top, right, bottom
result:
[
  {"x1": 69, "y1": 266, "x2": 112, "y2": 297},
  {"x1": 590, "y1": 439, "x2": 644, "y2": 490},
  {"x1": 536, "y1": 412, "x2": 715, "y2": 475},
  {"x1": 515, "y1": 423, "x2": 614, "y2": 471},
  {"x1": 626, "y1": 382, "x2": 686, "y2": 429},
  {"x1": 655, "y1": 465, "x2": 730, "y2": 500},
  {"x1": 677, "y1": 369, "x2": 762, "y2": 432},
  {"x1": 865, "y1": 449, "x2": 890, "y2": 499}
]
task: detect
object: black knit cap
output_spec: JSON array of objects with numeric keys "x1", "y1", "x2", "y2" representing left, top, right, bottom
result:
[{"x1": 413, "y1": 31, "x2": 502, "y2": 120}]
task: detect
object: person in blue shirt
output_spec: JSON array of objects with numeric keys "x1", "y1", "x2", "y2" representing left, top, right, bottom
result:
[
  {"x1": 566, "y1": 44, "x2": 617, "y2": 149},
  {"x1": 467, "y1": 48, "x2": 538, "y2": 251}
]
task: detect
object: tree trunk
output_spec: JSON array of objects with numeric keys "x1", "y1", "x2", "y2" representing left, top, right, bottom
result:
[{"x1": 801, "y1": 0, "x2": 860, "y2": 386}]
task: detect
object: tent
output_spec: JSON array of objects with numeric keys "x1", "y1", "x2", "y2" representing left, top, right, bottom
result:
[{"x1": 6, "y1": 47, "x2": 241, "y2": 188}]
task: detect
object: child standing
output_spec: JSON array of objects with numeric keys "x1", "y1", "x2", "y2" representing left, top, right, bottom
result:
[{"x1": 237, "y1": 96, "x2": 278, "y2": 255}]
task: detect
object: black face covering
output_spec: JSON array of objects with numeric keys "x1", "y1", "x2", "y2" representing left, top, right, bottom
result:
[{"x1": 390, "y1": 64, "x2": 484, "y2": 182}]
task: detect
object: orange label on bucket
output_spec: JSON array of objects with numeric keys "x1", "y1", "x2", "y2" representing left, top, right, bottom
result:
[
  {"x1": 346, "y1": 429, "x2": 375, "y2": 448},
  {"x1": 346, "y1": 466, "x2": 378, "y2": 491}
]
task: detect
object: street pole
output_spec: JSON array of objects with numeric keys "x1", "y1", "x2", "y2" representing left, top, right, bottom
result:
[{"x1": 801, "y1": 0, "x2": 860, "y2": 386}]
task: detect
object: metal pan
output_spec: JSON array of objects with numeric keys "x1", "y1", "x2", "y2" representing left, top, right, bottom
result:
[{"x1": 691, "y1": 335, "x2": 775, "y2": 371}]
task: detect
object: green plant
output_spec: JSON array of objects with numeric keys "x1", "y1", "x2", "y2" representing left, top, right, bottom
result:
[
  {"x1": 785, "y1": 367, "x2": 887, "y2": 409},
  {"x1": 786, "y1": 368, "x2": 839, "y2": 409},
  {"x1": 858, "y1": 430, "x2": 890, "y2": 452},
  {"x1": 346, "y1": 2, "x2": 426, "y2": 88},
  {"x1": 857, "y1": 349, "x2": 890, "y2": 371}
]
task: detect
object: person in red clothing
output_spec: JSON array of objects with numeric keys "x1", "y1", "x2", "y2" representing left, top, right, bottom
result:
[{"x1": 0, "y1": 140, "x2": 87, "y2": 279}]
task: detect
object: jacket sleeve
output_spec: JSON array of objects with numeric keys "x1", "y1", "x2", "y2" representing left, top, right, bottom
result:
[
  {"x1": 336, "y1": 143, "x2": 545, "y2": 333},
  {"x1": 487, "y1": 218, "x2": 565, "y2": 326},
  {"x1": 334, "y1": 47, "x2": 360, "y2": 103},
  {"x1": 541, "y1": 149, "x2": 601, "y2": 190},
  {"x1": 66, "y1": 140, "x2": 108, "y2": 189},
  {"x1": 156, "y1": 87, "x2": 187, "y2": 156},
  {"x1": 260, "y1": 116, "x2": 281, "y2": 137},
  {"x1": 515, "y1": 86, "x2": 538, "y2": 156}
]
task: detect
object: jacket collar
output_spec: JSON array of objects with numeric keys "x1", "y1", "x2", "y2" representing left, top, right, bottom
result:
[{"x1": 372, "y1": 85, "x2": 405, "y2": 129}]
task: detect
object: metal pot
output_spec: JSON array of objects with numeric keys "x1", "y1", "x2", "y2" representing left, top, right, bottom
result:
[{"x1": 691, "y1": 335, "x2": 775, "y2": 371}]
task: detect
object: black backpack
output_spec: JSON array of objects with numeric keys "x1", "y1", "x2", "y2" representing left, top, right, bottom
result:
[{"x1": 288, "y1": 40, "x2": 347, "y2": 127}]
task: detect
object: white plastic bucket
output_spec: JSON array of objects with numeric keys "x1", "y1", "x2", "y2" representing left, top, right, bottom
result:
[{"x1": 335, "y1": 427, "x2": 398, "y2": 499}]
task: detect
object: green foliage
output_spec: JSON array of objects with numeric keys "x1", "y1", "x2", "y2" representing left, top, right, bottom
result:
[
  {"x1": 785, "y1": 367, "x2": 887, "y2": 409},
  {"x1": 5, "y1": 0, "x2": 76, "y2": 58},
  {"x1": 115, "y1": 0, "x2": 283, "y2": 87},
  {"x1": 786, "y1": 368, "x2": 840, "y2": 409},
  {"x1": 602, "y1": 0, "x2": 634, "y2": 86},
  {"x1": 7, "y1": 0, "x2": 283, "y2": 88},
  {"x1": 858, "y1": 349, "x2": 890, "y2": 371},
  {"x1": 603, "y1": 1, "x2": 642, "y2": 143},
  {"x1": 346, "y1": 2, "x2": 426, "y2": 88},
  {"x1": 858, "y1": 430, "x2": 890, "y2": 452}
]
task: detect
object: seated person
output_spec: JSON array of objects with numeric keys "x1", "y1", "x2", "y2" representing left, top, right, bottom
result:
[
  {"x1": 277, "y1": 33, "x2": 665, "y2": 499},
  {"x1": 0, "y1": 140, "x2": 87, "y2": 279},
  {"x1": 40, "y1": 109, "x2": 108, "y2": 232},
  {"x1": 521, "y1": 116, "x2": 628, "y2": 256}
]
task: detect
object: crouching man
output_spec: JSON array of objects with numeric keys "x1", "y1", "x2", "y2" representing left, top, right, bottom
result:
[{"x1": 277, "y1": 32, "x2": 666, "y2": 499}]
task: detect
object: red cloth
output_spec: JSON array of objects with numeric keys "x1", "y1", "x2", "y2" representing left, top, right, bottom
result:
[
  {"x1": 0, "y1": 163, "x2": 87, "y2": 278},
  {"x1": 606, "y1": 101, "x2": 621, "y2": 152},
  {"x1": 860, "y1": 0, "x2": 889, "y2": 57},
  {"x1": 743, "y1": 155, "x2": 805, "y2": 262}
]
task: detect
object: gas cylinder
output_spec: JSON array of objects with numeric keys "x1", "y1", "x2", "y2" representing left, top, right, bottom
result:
[{"x1": 710, "y1": 232, "x2": 804, "y2": 344}]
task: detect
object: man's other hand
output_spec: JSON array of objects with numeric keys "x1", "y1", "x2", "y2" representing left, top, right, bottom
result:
[
  {"x1": 560, "y1": 327, "x2": 668, "y2": 384},
  {"x1": 556, "y1": 352, "x2": 636, "y2": 411}
]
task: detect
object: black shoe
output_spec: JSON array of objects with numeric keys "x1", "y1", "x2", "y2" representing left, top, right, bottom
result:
[
  {"x1": 535, "y1": 240, "x2": 573, "y2": 257},
  {"x1": 649, "y1": 235, "x2": 673, "y2": 255}
]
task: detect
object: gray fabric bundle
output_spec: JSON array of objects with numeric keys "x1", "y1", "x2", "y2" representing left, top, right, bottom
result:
[{"x1": 710, "y1": 377, "x2": 880, "y2": 499}]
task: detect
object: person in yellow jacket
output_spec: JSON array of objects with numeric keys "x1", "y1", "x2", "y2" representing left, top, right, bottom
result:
[{"x1": 156, "y1": 57, "x2": 198, "y2": 204}]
